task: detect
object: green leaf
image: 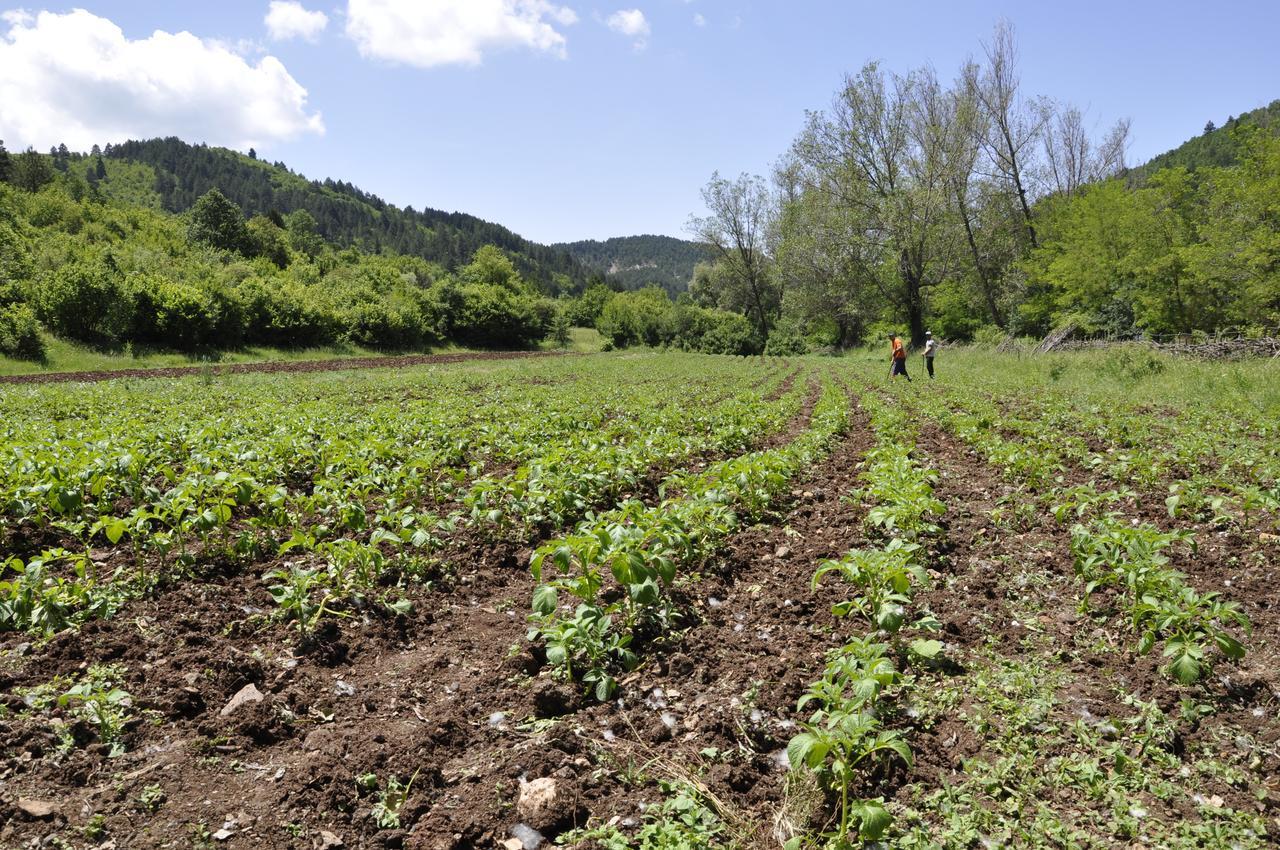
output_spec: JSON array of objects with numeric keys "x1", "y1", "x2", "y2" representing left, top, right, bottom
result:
[
  {"x1": 531, "y1": 585, "x2": 558, "y2": 617},
  {"x1": 1214, "y1": 633, "x2": 1245, "y2": 660},
  {"x1": 1169, "y1": 652, "x2": 1202, "y2": 684},
  {"x1": 1136, "y1": 630, "x2": 1156, "y2": 656},
  {"x1": 594, "y1": 675, "x2": 617, "y2": 702},
  {"x1": 104, "y1": 519, "x2": 126, "y2": 545},
  {"x1": 786, "y1": 733, "x2": 816, "y2": 771},
  {"x1": 908, "y1": 639, "x2": 944, "y2": 660},
  {"x1": 854, "y1": 799, "x2": 893, "y2": 841}
]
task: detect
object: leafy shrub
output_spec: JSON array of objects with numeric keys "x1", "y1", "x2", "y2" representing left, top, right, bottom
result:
[
  {"x1": 565, "y1": 283, "x2": 613, "y2": 326},
  {"x1": 0, "y1": 303, "x2": 45, "y2": 361},
  {"x1": 236, "y1": 276, "x2": 341, "y2": 347},
  {"x1": 972, "y1": 325, "x2": 1008, "y2": 349},
  {"x1": 127, "y1": 273, "x2": 222, "y2": 348},
  {"x1": 34, "y1": 258, "x2": 133, "y2": 345},
  {"x1": 698, "y1": 311, "x2": 759, "y2": 355},
  {"x1": 449, "y1": 282, "x2": 547, "y2": 349},
  {"x1": 598, "y1": 287, "x2": 670, "y2": 348},
  {"x1": 764, "y1": 324, "x2": 810, "y2": 356},
  {"x1": 1102, "y1": 346, "x2": 1167, "y2": 381}
]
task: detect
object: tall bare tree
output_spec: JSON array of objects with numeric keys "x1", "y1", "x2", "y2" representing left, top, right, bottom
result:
[
  {"x1": 968, "y1": 20, "x2": 1048, "y2": 248},
  {"x1": 1043, "y1": 105, "x2": 1131, "y2": 196}
]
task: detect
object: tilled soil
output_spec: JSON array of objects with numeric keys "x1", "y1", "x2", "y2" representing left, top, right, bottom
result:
[
  {"x1": 0, "y1": 351, "x2": 570, "y2": 386},
  {"x1": 1, "y1": 379, "x2": 842, "y2": 849},
  {"x1": 903, "y1": 422, "x2": 1280, "y2": 828},
  {"x1": 3, "y1": 382, "x2": 1277, "y2": 849}
]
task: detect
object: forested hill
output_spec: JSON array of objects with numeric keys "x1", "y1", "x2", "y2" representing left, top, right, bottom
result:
[
  {"x1": 102, "y1": 138, "x2": 593, "y2": 293},
  {"x1": 1131, "y1": 99, "x2": 1280, "y2": 178},
  {"x1": 552, "y1": 235, "x2": 711, "y2": 295}
]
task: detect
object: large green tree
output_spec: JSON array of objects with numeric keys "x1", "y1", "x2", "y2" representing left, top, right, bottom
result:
[
  {"x1": 12, "y1": 148, "x2": 54, "y2": 193},
  {"x1": 187, "y1": 188, "x2": 252, "y2": 255},
  {"x1": 687, "y1": 172, "x2": 779, "y2": 343}
]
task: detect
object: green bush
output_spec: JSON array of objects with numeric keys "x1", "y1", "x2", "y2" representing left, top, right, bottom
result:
[
  {"x1": 1101, "y1": 346, "x2": 1167, "y2": 381},
  {"x1": 565, "y1": 283, "x2": 614, "y2": 326},
  {"x1": 127, "y1": 273, "x2": 221, "y2": 349},
  {"x1": 34, "y1": 259, "x2": 133, "y2": 345},
  {"x1": 763, "y1": 325, "x2": 810, "y2": 356},
  {"x1": 236, "y1": 276, "x2": 341, "y2": 347},
  {"x1": 449, "y1": 282, "x2": 547, "y2": 349},
  {"x1": 598, "y1": 288, "x2": 671, "y2": 348},
  {"x1": 972, "y1": 325, "x2": 1007, "y2": 349},
  {"x1": 0, "y1": 303, "x2": 46, "y2": 361},
  {"x1": 698, "y1": 311, "x2": 760, "y2": 355}
]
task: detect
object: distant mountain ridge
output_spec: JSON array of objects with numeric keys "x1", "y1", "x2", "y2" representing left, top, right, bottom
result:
[
  {"x1": 552, "y1": 234, "x2": 711, "y2": 295},
  {"x1": 101, "y1": 138, "x2": 593, "y2": 293},
  {"x1": 1131, "y1": 98, "x2": 1280, "y2": 179}
]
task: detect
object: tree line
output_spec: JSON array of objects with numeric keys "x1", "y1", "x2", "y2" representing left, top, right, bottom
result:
[
  {"x1": 675, "y1": 22, "x2": 1279, "y2": 350},
  {"x1": 0, "y1": 152, "x2": 565, "y2": 361}
]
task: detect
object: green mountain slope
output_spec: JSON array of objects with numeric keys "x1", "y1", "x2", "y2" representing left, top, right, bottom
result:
[
  {"x1": 553, "y1": 235, "x2": 711, "y2": 295},
  {"x1": 102, "y1": 138, "x2": 592, "y2": 293},
  {"x1": 1132, "y1": 99, "x2": 1280, "y2": 178}
]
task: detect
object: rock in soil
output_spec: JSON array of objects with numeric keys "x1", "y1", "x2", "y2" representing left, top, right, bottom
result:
[
  {"x1": 516, "y1": 777, "x2": 558, "y2": 830},
  {"x1": 219, "y1": 683, "x2": 265, "y2": 717},
  {"x1": 17, "y1": 799, "x2": 58, "y2": 819}
]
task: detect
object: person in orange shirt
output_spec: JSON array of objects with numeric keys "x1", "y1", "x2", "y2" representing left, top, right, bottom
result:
[{"x1": 889, "y1": 333, "x2": 911, "y2": 381}]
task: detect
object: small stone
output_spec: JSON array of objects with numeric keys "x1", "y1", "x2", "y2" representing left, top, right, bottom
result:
[
  {"x1": 318, "y1": 830, "x2": 344, "y2": 848},
  {"x1": 502, "y1": 840, "x2": 524, "y2": 850},
  {"x1": 774, "y1": 545, "x2": 791, "y2": 559},
  {"x1": 516, "y1": 777, "x2": 559, "y2": 829},
  {"x1": 511, "y1": 824, "x2": 544, "y2": 850},
  {"x1": 334, "y1": 680, "x2": 355, "y2": 697},
  {"x1": 219, "y1": 684, "x2": 264, "y2": 718},
  {"x1": 17, "y1": 798, "x2": 57, "y2": 818},
  {"x1": 212, "y1": 828, "x2": 235, "y2": 840}
]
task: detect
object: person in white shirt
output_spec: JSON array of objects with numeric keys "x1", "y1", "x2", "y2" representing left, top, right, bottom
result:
[{"x1": 923, "y1": 331, "x2": 938, "y2": 379}]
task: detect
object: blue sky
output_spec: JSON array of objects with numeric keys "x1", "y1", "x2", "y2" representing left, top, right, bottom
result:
[{"x1": 1, "y1": 1, "x2": 1278, "y2": 244}]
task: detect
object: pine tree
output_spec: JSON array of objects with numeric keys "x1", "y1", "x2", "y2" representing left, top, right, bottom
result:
[{"x1": 0, "y1": 140, "x2": 11, "y2": 183}]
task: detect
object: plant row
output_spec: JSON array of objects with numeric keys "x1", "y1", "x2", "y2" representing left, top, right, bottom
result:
[
  {"x1": 787, "y1": 389, "x2": 947, "y2": 847},
  {"x1": 874, "y1": 372, "x2": 1253, "y2": 687},
  {"x1": 527, "y1": 378, "x2": 850, "y2": 699},
  {"x1": 0, "y1": 357, "x2": 797, "y2": 634},
  {"x1": 1070, "y1": 517, "x2": 1249, "y2": 684}
]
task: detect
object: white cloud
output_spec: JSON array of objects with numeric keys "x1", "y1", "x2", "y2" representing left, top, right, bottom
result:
[
  {"x1": 345, "y1": 0, "x2": 579, "y2": 68},
  {"x1": 693, "y1": 13, "x2": 706, "y2": 27},
  {"x1": 606, "y1": 8, "x2": 649, "y2": 49},
  {"x1": 265, "y1": 1, "x2": 329, "y2": 42},
  {"x1": 0, "y1": 9, "x2": 323, "y2": 152}
]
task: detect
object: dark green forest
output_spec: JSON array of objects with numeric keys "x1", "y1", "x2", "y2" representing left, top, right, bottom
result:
[
  {"x1": 552, "y1": 235, "x2": 711, "y2": 295},
  {"x1": 1130, "y1": 99, "x2": 1280, "y2": 179},
  {"x1": 0, "y1": 140, "x2": 754, "y2": 362},
  {"x1": 101, "y1": 138, "x2": 594, "y2": 294}
]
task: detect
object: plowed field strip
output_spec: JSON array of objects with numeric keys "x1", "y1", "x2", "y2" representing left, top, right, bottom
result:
[{"x1": 0, "y1": 350, "x2": 571, "y2": 386}]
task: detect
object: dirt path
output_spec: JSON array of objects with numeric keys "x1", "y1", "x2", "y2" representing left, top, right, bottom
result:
[{"x1": 0, "y1": 351, "x2": 571, "y2": 386}]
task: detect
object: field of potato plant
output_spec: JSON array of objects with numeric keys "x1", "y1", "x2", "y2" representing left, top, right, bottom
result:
[{"x1": 0, "y1": 348, "x2": 1276, "y2": 850}]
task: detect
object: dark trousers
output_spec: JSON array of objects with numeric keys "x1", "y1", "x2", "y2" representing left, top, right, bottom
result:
[
  {"x1": 926, "y1": 356, "x2": 935, "y2": 378},
  {"x1": 892, "y1": 358, "x2": 910, "y2": 380}
]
